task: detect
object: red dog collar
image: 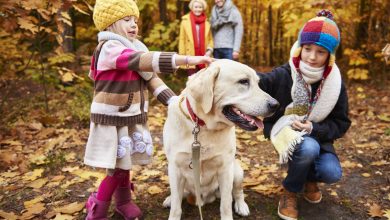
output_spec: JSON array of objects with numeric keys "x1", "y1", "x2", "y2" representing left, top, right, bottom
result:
[{"x1": 186, "y1": 98, "x2": 206, "y2": 127}]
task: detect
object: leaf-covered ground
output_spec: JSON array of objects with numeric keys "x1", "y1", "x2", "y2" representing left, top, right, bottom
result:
[{"x1": 0, "y1": 79, "x2": 389, "y2": 220}]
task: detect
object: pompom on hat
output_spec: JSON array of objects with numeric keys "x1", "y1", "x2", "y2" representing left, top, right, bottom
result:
[
  {"x1": 298, "y1": 10, "x2": 340, "y2": 55},
  {"x1": 93, "y1": 0, "x2": 139, "y2": 31}
]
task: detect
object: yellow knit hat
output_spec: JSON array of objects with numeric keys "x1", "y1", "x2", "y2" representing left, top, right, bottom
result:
[{"x1": 93, "y1": 0, "x2": 140, "y2": 31}]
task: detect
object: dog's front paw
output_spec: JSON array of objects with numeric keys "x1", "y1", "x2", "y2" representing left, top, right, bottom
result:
[
  {"x1": 234, "y1": 200, "x2": 250, "y2": 216},
  {"x1": 163, "y1": 196, "x2": 171, "y2": 208}
]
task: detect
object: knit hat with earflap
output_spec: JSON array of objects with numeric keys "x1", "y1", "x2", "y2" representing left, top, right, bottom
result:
[
  {"x1": 299, "y1": 10, "x2": 340, "y2": 54},
  {"x1": 93, "y1": 0, "x2": 139, "y2": 31},
  {"x1": 292, "y1": 10, "x2": 340, "y2": 78}
]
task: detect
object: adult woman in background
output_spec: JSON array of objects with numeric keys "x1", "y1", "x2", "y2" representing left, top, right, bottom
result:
[{"x1": 179, "y1": 0, "x2": 214, "y2": 75}]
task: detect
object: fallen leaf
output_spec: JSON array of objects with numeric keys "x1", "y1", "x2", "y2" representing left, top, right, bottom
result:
[
  {"x1": 383, "y1": 209, "x2": 390, "y2": 219},
  {"x1": 0, "y1": 210, "x2": 18, "y2": 220},
  {"x1": 238, "y1": 133, "x2": 252, "y2": 140},
  {"x1": 62, "y1": 166, "x2": 79, "y2": 172},
  {"x1": 371, "y1": 160, "x2": 390, "y2": 166},
  {"x1": 29, "y1": 154, "x2": 48, "y2": 165},
  {"x1": 0, "y1": 140, "x2": 23, "y2": 146},
  {"x1": 64, "y1": 152, "x2": 77, "y2": 162},
  {"x1": 141, "y1": 170, "x2": 161, "y2": 177},
  {"x1": 0, "y1": 151, "x2": 18, "y2": 165},
  {"x1": 243, "y1": 177, "x2": 262, "y2": 187},
  {"x1": 238, "y1": 160, "x2": 249, "y2": 171},
  {"x1": 378, "y1": 114, "x2": 390, "y2": 122},
  {"x1": 22, "y1": 168, "x2": 44, "y2": 181},
  {"x1": 251, "y1": 184, "x2": 282, "y2": 195},
  {"x1": 36, "y1": 127, "x2": 56, "y2": 139},
  {"x1": 53, "y1": 213, "x2": 74, "y2": 220},
  {"x1": 1, "y1": 171, "x2": 20, "y2": 178},
  {"x1": 368, "y1": 203, "x2": 383, "y2": 218},
  {"x1": 330, "y1": 191, "x2": 338, "y2": 196},
  {"x1": 54, "y1": 202, "x2": 84, "y2": 214},
  {"x1": 47, "y1": 176, "x2": 65, "y2": 187},
  {"x1": 45, "y1": 211, "x2": 57, "y2": 219},
  {"x1": 147, "y1": 185, "x2": 163, "y2": 195},
  {"x1": 24, "y1": 196, "x2": 45, "y2": 208},
  {"x1": 28, "y1": 122, "x2": 43, "y2": 131},
  {"x1": 61, "y1": 177, "x2": 87, "y2": 188},
  {"x1": 361, "y1": 173, "x2": 371, "y2": 177},
  {"x1": 160, "y1": 175, "x2": 169, "y2": 184},
  {"x1": 256, "y1": 135, "x2": 267, "y2": 142},
  {"x1": 51, "y1": 175, "x2": 66, "y2": 182},
  {"x1": 341, "y1": 160, "x2": 358, "y2": 169},
  {"x1": 71, "y1": 169, "x2": 105, "y2": 181},
  {"x1": 20, "y1": 202, "x2": 45, "y2": 219},
  {"x1": 27, "y1": 177, "x2": 48, "y2": 189}
]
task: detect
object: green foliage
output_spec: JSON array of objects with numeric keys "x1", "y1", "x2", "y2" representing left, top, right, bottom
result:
[
  {"x1": 385, "y1": 127, "x2": 390, "y2": 136},
  {"x1": 344, "y1": 48, "x2": 370, "y2": 80},
  {"x1": 48, "y1": 53, "x2": 75, "y2": 65},
  {"x1": 144, "y1": 20, "x2": 180, "y2": 51},
  {"x1": 62, "y1": 80, "x2": 93, "y2": 125}
]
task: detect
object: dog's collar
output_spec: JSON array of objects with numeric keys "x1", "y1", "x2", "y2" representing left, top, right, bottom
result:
[{"x1": 179, "y1": 96, "x2": 206, "y2": 126}]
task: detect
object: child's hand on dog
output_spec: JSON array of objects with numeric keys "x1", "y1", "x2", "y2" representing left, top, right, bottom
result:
[
  {"x1": 176, "y1": 55, "x2": 214, "y2": 67},
  {"x1": 292, "y1": 120, "x2": 313, "y2": 133}
]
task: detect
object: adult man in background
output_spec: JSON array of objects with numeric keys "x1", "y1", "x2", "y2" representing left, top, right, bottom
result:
[{"x1": 211, "y1": 0, "x2": 243, "y2": 60}]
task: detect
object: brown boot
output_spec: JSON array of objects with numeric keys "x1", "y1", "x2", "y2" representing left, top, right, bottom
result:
[
  {"x1": 304, "y1": 182, "x2": 322, "y2": 203},
  {"x1": 278, "y1": 187, "x2": 298, "y2": 220}
]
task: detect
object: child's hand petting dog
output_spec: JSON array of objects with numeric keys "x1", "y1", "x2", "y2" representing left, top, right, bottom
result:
[
  {"x1": 175, "y1": 55, "x2": 214, "y2": 67},
  {"x1": 292, "y1": 120, "x2": 313, "y2": 134}
]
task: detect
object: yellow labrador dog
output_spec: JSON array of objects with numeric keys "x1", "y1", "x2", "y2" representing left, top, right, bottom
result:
[{"x1": 163, "y1": 59, "x2": 278, "y2": 220}]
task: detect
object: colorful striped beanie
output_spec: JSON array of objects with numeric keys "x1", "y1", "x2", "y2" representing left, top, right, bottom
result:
[{"x1": 298, "y1": 10, "x2": 340, "y2": 55}]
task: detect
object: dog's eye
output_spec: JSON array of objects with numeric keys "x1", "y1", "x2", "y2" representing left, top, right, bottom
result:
[{"x1": 238, "y1": 79, "x2": 250, "y2": 86}]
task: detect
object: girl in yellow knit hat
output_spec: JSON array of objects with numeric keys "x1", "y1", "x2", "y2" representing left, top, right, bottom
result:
[{"x1": 84, "y1": 0, "x2": 213, "y2": 219}]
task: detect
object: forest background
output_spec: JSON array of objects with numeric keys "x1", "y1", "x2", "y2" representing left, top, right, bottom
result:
[
  {"x1": 0, "y1": 0, "x2": 389, "y2": 125},
  {"x1": 0, "y1": 0, "x2": 389, "y2": 219}
]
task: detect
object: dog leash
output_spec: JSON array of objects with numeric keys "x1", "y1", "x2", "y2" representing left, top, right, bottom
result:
[
  {"x1": 178, "y1": 96, "x2": 204, "y2": 219},
  {"x1": 191, "y1": 118, "x2": 203, "y2": 220}
]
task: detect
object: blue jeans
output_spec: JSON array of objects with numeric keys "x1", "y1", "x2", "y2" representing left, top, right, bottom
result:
[
  {"x1": 213, "y1": 48, "x2": 233, "y2": 60},
  {"x1": 283, "y1": 136, "x2": 342, "y2": 193}
]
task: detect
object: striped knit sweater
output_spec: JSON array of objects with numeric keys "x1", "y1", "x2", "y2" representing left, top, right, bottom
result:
[{"x1": 89, "y1": 32, "x2": 176, "y2": 126}]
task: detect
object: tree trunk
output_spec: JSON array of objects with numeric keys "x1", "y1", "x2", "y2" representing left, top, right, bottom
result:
[
  {"x1": 176, "y1": 0, "x2": 182, "y2": 20},
  {"x1": 355, "y1": 0, "x2": 369, "y2": 48},
  {"x1": 268, "y1": 5, "x2": 273, "y2": 66},
  {"x1": 159, "y1": 0, "x2": 168, "y2": 25},
  {"x1": 59, "y1": 9, "x2": 74, "y2": 53}
]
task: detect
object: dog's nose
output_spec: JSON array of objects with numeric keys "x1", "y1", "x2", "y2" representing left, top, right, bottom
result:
[{"x1": 268, "y1": 99, "x2": 279, "y2": 112}]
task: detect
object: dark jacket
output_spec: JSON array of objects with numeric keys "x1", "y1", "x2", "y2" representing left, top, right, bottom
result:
[{"x1": 257, "y1": 63, "x2": 351, "y2": 154}]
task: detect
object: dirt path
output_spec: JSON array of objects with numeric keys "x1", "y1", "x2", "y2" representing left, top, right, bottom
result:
[{"x1": 0, "y1": 81, "x2": 389, "y2": 219}]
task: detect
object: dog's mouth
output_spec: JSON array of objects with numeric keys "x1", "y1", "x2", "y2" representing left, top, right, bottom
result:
[{"x1": 222, "y1": 106, "x2": 263, "y2": 131}]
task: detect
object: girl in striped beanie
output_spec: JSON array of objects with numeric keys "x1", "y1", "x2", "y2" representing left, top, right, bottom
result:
[
  {"x1": 257, "y1": 10, "x2": 351, "y2": 220},
  {"x1": 84, "y1": 0, "x2": 213, "y2": 219}
]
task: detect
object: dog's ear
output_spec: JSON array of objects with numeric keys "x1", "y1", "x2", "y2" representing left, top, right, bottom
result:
[{"x1": 187, "y1": 65, "x2": 220, "y2": 114}]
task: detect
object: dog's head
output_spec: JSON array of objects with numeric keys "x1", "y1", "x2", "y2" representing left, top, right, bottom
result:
[{"x1": 185, "y1": 59, "x2": 279, "y2": 131}]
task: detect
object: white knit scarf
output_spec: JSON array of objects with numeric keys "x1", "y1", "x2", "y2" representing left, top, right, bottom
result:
[
  {"x1": 300, "y1": 61, "x2": 324, "y2": 84},
  {"x1": 98, "y1": 31, "x2": 148, "y2": 52},
  {"x1": 270, "y1": 42, "x2": 341, "y2": 163}
]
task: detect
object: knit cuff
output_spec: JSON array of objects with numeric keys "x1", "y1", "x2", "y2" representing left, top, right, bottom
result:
[
  {"x1": 157, "y1": 89, "x2": 176, "y2": 106},
  {"x1": 159, "y1": 52, "x2": 176, "y2": 74}
]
